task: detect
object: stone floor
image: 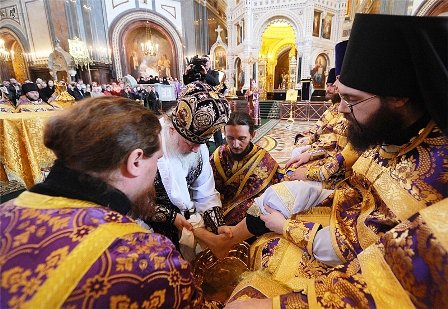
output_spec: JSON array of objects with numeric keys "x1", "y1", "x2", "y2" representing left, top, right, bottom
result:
[
  {"x1": 255, "y1": 119, "x2": 315, "y2": 165},
  {"x1": 207, "y1": 118, "x2": 316, "y2": 165}
]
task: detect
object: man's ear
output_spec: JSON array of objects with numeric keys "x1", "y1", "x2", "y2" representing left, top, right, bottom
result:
[
  {"x1": 388, "y1": 97, "x2": 409, "y2": 108},
  {"x1": 250, "y1": 131, "x2": 256, "y2": 139},
  {"x1": 125, "y1": 149, "x2": 145, "y2": 177}
]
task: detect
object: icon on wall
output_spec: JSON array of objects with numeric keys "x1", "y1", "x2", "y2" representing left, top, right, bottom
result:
[
  {"x1": 321, "y1": 14, "x2": 333, "y2": 39},
  {"x1": 313, "y1": 11, "x2": 321, "y2": 37}
]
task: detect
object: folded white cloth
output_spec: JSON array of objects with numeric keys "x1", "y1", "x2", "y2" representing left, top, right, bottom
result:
[
  {"x1": 179, "y1": 213, "x2": 205, "y2": 261},
  {"x1": 254, "y1": 180, "x2": 333, "y2": 218}
]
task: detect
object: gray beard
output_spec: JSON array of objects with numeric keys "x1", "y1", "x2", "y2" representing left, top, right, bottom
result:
[{"x1": 163, "y1": 126, "x2": 200, "y2": 171}]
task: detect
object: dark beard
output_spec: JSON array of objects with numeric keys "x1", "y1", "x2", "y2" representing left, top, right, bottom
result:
[
  {"x1": 346, "y1": 99, "x2": 404, "y2": 152},
  {"x1": 330, "y1": 93, "x2": 341, "y2": 104},
  {"x1": 130, "y1": 186, "x2": 157, "y2": 220}
]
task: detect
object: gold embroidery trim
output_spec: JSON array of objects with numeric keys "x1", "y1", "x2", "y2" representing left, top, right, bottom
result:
[
  {"x1": 296, "y1": 206, "x2": 331, "y2": 227},
  {"x1": 354, "y1": 155, "x2": 426, "y2": 222},
  {"x1": 213, "y1": 147, "x2": 228, "y2": 182},
  {"x1": 15, "y1": 191, "x2": 97, "y2": 209},
  {"x1": 233, "y1": 149, "x2": 266, "y2": 196},
  {"x1": 355, "y1": 184, "x2": 381, "y2": 250},
  {"x1": 306, "y1": 224, "x2": 321, "y2": 256},
  {"x1": 223, "y1": 148, "x2": 278, "y2": 216},
  {"x1": 23, "y1": 222, "x2": 149, "y2": 309},
  {"x1": 397, "y1": 121, "x2": 435, "y2": 157},
  {"x1": 420, "y1": 199, "x2": 448, "y2": 250},
  {"x1": 272, "y1": 295, "x2": 281, "y2": 309},
  {"x1": 225, "y1": 147, "x2": 263, "y2": 186},
  {"x1": 249, "y1": 232, "x2": 279, "y2": 271},
  {"x1": 271, "y1": 183, "x2": 295, "y2": 215},
  {"x1": 330, "y1": 189, "x2": 347, "y2": 263},
  {"x1": 358, "y1": 245, "x2": 414, "y2": 308},
  {"x1": 306, "y1": 278, "x2": 319, "y2": 309},
  {"x1": 229, "y1": 270, "x2": 291, "y2": 301},
  {"x1": 268, "y1": 238, "x2": 308, "y2": 292}
]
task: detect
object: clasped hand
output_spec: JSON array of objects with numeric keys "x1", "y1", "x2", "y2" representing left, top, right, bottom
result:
[
  {"x1": 285, "y1": 152, "x2": 311, "y2": 169},
  {"x1": 260, "y1": 206, "x2": 286, "y2": 234},
  {"x1": 175, "y1": 213, "x2": 234, "y2": 239}
]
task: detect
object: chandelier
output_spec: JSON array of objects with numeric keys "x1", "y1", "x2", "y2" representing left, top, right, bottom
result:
[
  {"x1": 141, "y1": 21, "x2": 158, "y2": 56},
  {"x1": 0, "y1": 38, "x2": 11, "y2": 61}
]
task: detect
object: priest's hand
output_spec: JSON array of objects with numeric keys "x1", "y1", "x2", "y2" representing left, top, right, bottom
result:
[
  {"x1": 286, "y1": 167, "x2": 307, "y2": 181},
  {"x1": 285, "y1": 151, "x2": 311, "y2": 168},
  {"x1": 224, "y1": 298, "x2": 272, "y2": 308},
  {"x1": 174, "y1": 214, "x2": 193, "y2": 231},
  {"x1": 260, "y1": 206, "x2": 286, "y2": 234},
  {"x1": 218, "y1": 225, "x2": 233, "y2": 238},
  {"x1": 294, "y1": 152, "x2": 311, "y2": 166}
]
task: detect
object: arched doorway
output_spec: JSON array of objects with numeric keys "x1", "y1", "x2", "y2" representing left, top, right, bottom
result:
[
  {"x1": 0, "y1": 31, "x2": 28, "y2": 82},
  {"x1": 258, "y1": 22, "x2": 296, "y2": 92},
  {"x1": 110, "y1": 11, "x2": 184, "y2": 80},
  {"x1": 274, "y1": 48, "x2": 290, "y2": 89},
  {"x1": 121, "y1": 21, "x2": 176, "y2": 80}
]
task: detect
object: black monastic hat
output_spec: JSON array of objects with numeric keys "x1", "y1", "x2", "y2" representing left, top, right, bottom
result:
[
  {"x1": 335, "y1": 40, "x2": 348, "y2": 76},
  {"x1": 339, "y1": 14, "x2": 448, "y2": 132},
  {"x1": 327, "y1": 68, "x2": 336, "y2": 84},
  {"x1": 21, "y1": 82, "x2": 39, "y2": 94}
]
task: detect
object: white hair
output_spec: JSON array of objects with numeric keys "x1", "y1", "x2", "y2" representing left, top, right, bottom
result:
[{"x1": 162, "y1": 119, "x2": 200, "y2": 171}]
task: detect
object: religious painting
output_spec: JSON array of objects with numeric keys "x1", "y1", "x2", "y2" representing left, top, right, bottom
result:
[
  {"x1": 213, "y1": 45, "x2": 226, "y2": 71},
  {"x1": 321, "y1": 14, "x2": 333, "y2": 39},
  {"x1": 234, "y1": 57, "x2": 244, "y2": 93},
  {"x1": 124, "y1": 23, "x2": 175, "y2": 80},
  {"x1": 311, "y1": 54, "x2": 327, "y2": 89},
  {"x1": 157, "y1": 54, "x2": 172, "y2": 78},
  {"x1": 313, "y1": 11, "x2": 321, "y2": 37},
  {"x1": 346, "y1": 0, "x2": 352, "y2": 17}
]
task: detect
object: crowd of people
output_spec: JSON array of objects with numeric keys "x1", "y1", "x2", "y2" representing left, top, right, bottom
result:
[
  {"x1": 0, "y1": 74, "x2": 187, "y2": 114},
  {"x1": 0, "y1": 14, "x2": 447, "y2": 308}
]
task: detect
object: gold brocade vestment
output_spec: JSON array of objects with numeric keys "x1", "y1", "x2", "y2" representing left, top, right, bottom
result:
[{"x1": 229, "y1": 121, "x2": 448, "y2": 304}]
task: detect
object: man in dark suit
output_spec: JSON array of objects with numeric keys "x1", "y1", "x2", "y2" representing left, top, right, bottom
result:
[
  {"x1": 183, "y1": 55, "x2": 219, "y2": 86},
  {"x1": 68, "y1": 83, "x2": 84, "y2": 101},
  {"x1": 147, "y1": 86, "x2": 160, "y2": 113}
]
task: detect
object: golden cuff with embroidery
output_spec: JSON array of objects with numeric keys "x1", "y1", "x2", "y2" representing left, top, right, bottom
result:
[
  {"x1": 282, "y1": 219, "x2": 321, "y2": 256},
  {"x1": 306, "y1": 166, "x2": 322, "y2": 181},
  {"x1": 308, "y1": 149, "x2": 327, "y2": 161}
]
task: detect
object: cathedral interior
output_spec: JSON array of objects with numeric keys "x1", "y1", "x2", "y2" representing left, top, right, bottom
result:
[
  {"x1": 0, "y1": 1, "x2": 447, "y2": 307},
  {"x1": 1, "y1": 0, "x2": 446, "y2": 92}
]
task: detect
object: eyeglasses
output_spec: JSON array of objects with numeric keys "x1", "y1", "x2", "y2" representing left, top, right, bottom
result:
[{"x1": 338, "y1": 93, "x2": 377, "y2": 129}]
